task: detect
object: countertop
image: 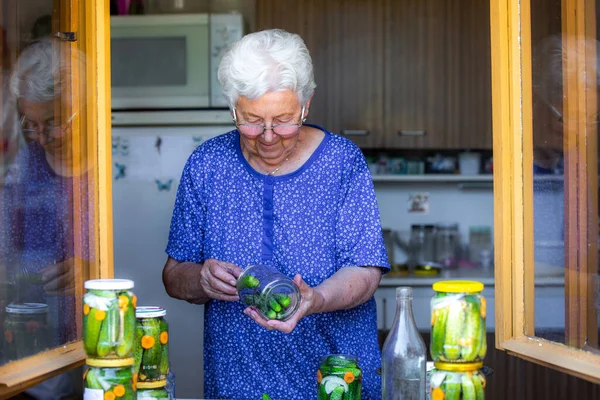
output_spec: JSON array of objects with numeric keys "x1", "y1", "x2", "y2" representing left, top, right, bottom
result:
[{"x1": 378, "y1": 266, "x2": 565, "y2": 288}]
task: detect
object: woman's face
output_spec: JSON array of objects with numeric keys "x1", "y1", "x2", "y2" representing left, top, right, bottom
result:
[
  {"x1": 17, "y1": 98, "x2": 72, "y2": 156},
  {"x1": 235, "y1": 90, "x2": 310, "y2": 167}
]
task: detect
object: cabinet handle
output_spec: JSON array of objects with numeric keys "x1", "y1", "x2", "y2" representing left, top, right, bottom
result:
[
  {"x1": 341, "y1": 129, "x2": 370, "y2": 136},
  {"x1": 398, "y1": 130, "x2": 426, "y2": 136}
]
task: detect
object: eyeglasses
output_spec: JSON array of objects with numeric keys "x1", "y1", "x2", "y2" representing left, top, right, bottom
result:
[
  {"x1": 20, "y1": 112, "x2": 77, "y2": 142},
  {"x1": 233, "y1": 106, "x2": 306, "y2": 137}
]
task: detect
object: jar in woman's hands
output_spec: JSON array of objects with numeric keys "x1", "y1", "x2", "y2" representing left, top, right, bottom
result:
[{"x1": 236, "y1": 265, "x2": 300, "y2": 321}]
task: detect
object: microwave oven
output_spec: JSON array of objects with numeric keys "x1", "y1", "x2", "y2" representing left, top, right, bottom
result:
[{"x1": 110, "y1": 13, "x2": 243, "y2": 110}]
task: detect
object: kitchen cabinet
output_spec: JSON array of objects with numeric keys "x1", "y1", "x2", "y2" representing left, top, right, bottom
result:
[{"x1": 255, "y1": 0, "x2": 493, "y2": 149}]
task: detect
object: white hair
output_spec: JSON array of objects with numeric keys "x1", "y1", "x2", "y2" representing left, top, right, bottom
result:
[{"x1": 217, "y1": 29, "x2": 317, "y2": 109}]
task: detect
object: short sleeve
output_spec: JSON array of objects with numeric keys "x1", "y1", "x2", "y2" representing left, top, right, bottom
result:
[
  {"x1": 165, "y1": 155, "x2": 205, "y2": 263},
  {"x1": 335, "y1": 147, "x2": 390, "y2": 272}
]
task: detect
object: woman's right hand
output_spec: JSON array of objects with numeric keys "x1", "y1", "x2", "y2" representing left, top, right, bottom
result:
[{"x1": 198, "y1": 258, "x2": 242, "y2": 302}]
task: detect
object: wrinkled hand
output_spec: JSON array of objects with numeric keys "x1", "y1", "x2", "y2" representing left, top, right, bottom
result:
[
  {"x1": 243, "y1": 274, "x2": 323, "y2": 334},
  {"x1": 40, "y1": 258, "x2": 82, "y2": 296},
  {"x1": 199, "y1": 259, "x2": 242, "y2": 302}
]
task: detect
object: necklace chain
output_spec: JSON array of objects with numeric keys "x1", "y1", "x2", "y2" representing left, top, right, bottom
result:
[{"x1": 265, "y1": 145, "x2": 298, "y2": 176}]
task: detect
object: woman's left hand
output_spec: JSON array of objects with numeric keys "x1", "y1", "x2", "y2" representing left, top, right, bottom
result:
[
  {"x1": 41, "y1": 257, "x2": 87, "y2": 297},
  {"x1": 243, "y1": 273, "x2": 323, "y2": 334}
]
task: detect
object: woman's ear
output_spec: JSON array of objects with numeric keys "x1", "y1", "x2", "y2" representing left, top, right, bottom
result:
[{"x1": 303, "y1": 92, "x2": 314, "y2": 120}]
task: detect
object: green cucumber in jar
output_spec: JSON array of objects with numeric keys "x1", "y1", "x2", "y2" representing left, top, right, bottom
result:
[
  {"x1": 472, "y1": 372, "x2": 485, "y2": 400},
  {"x1": 330, "y1": 386, "x2": 345, "y2": 400},
  {"x1": 159, "y1": 318, "x2": 169, "y2": 376},
  {"x1": 478, "y1": 322, "x2": 487, "y2": 359},
  {"x1": 265, "y1": 309, "x2": 277, "y2": 320},
  {"x1": 133, "y1": 324, "x2": 144, "y2": 376},
  {"x1": 431, "y1": 305, "x2": 448, "y2": 360},
  {"x1": 96, "y1": 300, "x2": 119, "y2": 357},
  {"x1": 443, "y1": 376, "x2": 461, "y2": 400},
  {"x1": 268, "y1": 297, "x2": 282, "y2": 313},
  {"x1": 85, "y1": 367, "x2": 103, "y2": 390},
  {"x1": 461, "y1": 373, "x2": 477, "y2": 400},
  {"x1": 84, "y1": 307, "x2": 104, "y2": 356},
  {"x1": 116, "y1": 298, "x2": 135, "y2": 357},
  {"x1": 141, "y1": 318, "x2": 161, "y2": 380},
  {"x1": 238, "y1": 274, "x2": 260, "y2": 289},
  {"x1": 460, "y1": 296, "x2": 482, "y2": 362},
  {"x1": 444, "y1": 301, "x2": 465, "y2": 361},
  {"x1": 273, "y1": 293, "x2": 292, "y2": 308}
]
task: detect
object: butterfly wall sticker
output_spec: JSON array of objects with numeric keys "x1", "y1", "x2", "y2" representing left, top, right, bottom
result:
[
  {"x1": 155, "y1": 179, "x2": 173, "y2": 192},
  {"x1": 114, "y1": 163, "x2": 126, "y2": 180}
]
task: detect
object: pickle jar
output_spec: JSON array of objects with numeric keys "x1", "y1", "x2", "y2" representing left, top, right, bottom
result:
[
  {"x1": 83, "y1": 279, "x2": 136, "y2": 359},
  {"x1": 236, "y1": 264, "x2": 300, "y2": 321},
  {"x1": 135, "y1": 306, "x2": 169, "y2": 382},
  {"x1": 4, "y1": 303, "x2": 49, "y2": 361},
  {"x1": 137, "y1": 380, "x2": 170, "y2": 399},
  {"x1": 430, "y1": 280, "x2": 487, "y2": 363},
  {"x1": 83, "y1": 357, "x2": 135, "y2": 400},
  {"x1": 429, "y1": 362, "x2": 486, "y2": 400},
  {"x1": 317, "y1": 354, "x2": 362, "y2": 400}
]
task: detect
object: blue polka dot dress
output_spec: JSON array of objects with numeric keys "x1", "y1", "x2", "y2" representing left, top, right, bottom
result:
[{"x1": 166, "y1": 125, "x2": 390, "y2": 399}]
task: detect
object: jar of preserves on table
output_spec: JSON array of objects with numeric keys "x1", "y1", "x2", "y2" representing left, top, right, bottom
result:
[
  {"x1": 317, "y1": 354, "x2": 362, "y2": 400},
  {"x1": 428, "y1": 362, "x2": 486, "y2": 400},
  {"x1": 83, "y1": 357, "x2": 135, "y2": 400},
  {"x1": 4, "y1": 303, "x2": 49, "y2": 361},
  {"x1": 135, "y1": 306, "x2": 170, "y2": 382},
  {"x1": 137, "y1": 379, "x2": 170, "y2": 399},
  {"x1": 236, "y1": 264, "x2": 300, "y2": 321},
  {"x1": 430, "y1": 280, "x2": 487, "y2": 363},
  {"x1": 83, "y1": 279, "x2": 136, "y2": 359}
]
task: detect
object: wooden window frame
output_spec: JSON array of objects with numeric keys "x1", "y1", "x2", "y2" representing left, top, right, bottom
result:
[
  {"x1": 491, "y1": 0, "x2": 600, "y2": 383},
  {"x1": 0, "y1": 0, "x2": 113, "y2": 396}
]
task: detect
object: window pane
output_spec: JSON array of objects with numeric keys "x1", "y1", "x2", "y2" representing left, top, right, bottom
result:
[
  {"x1": 530, "y1": 0, "x2": 599, "y2": 350},
  {"x1": 0, "y1": 0, "x2": 94, "y2": 381}
]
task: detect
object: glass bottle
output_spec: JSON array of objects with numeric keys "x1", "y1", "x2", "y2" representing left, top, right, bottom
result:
[{"x1": 381, "y1": 287, "x2": 426, "y2": 400}]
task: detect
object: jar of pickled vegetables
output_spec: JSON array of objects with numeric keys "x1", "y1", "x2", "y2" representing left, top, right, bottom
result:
[
  {"x1": 4, "y1": 303, "x2": 49, "y2": 361},
  {"x1": 135, "y1": 306, "x2": 169, "y2": 382},
  {"x1": 137, "y1": 380, "x2": 169, "y2": 399},
  {"x1": 429, "y1": 362, "x2": 485, "y2": 400},
  {"x1": 83, "y1": 279, "x2": 136, "y2": 359},
  {"x1": 236, "y1": 264, "x2": 300, "y2": 321},
  {"x1": 317, "y1": 354, "x2": 362, "y2": 400},
  {"x1": 83, "y1": 357, "x2": 135, "y2": 400},
  {"x1": 430, "y1": 280, "x2": 486, "y2": 363}
]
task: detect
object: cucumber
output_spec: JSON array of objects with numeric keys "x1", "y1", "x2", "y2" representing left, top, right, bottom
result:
[
  {"x1": 443, "y1": 301, "x2": 465, "y2": 360},
  {"x1": 84, "y1": 308, "x2": 104, "y2": 356},
  {"x1": 133, "y1": 324, "x2": 144, "y2": 375},
  {"x1": 330, "y1": 386, "x2": 345, "y2": 400},
  {"x1": 461, "y1": 297, "x2": 482, "y2": 361},
  {"x1": 273, "y1": 293, "x2": 292, "y2": 308},
  {"x1": 116, "y1": 301, "x2": 135, "y2": 357},
  {"x1": 431, "y1": 305, "x2": 448, "y2": 360},
  {"x1": 262, "y1": 394, "x2": 272, "y2": 400},
  {"x1": 97, "y1": 300, "x2": 119, "y2": 357},
  {"x1": 461, "y1": 373, "x2": 476, "y2": 400},
  {"x1": 477, "y1": 320, "x2": 487, "y2": 359},
  {"x1": 472, "y1": 373, "x2": 485, "y2": 400},
  {"x1": 265, "y1": 309, "x2": 277, "y2": 319},
  {"x1": 85, "y1": 367, "x2": 103, "y2": 390},
  {"x1": 238, "y1": 274, "x2": 259, "y2": 289},
  {"x1": 159, "y1": 318, "x2": 169, "y2": 376},
  {"x1": 141, "y1": 318, "x2": 161, "y2": 380},
  {"x1": 268, "y1": 297, "x2": 282, "y2": 313},
  {"x1": 443, "y1": 376, "x2": 461, "y2": 400}
]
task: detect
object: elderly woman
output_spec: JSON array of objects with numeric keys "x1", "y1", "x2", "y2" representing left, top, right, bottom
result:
[{"x1": 163, "y1": 29, "x2": 389, "y2": 399}]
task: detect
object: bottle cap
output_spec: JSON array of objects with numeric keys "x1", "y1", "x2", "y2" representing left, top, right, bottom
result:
[
  {"x1": 432, "y1": 280, "x2": 484, "y2": 293},
  {"x1": 137, "y1": 379, "x2": 167, "y2": 389},
  {"x1": 85, "y1": 279, "x2": 134, "y2": 290},
  {"x1": 86, "y1": 357, "x2": 134, "y2": 367},
  {"x1": 434, "y1": 361, "x2": 483, "y2": 372}
]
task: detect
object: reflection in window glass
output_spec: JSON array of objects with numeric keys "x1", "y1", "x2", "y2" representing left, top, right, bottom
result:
[
  {"x1": 0, "y1": 0, "x2": 90, "y2": 397},
  {"x1": 531, "y1": 0, "x2": 600, "y2": 349}
]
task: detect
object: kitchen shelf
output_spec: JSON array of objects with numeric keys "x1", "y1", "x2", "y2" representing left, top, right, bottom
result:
[{"x1": 371, "y1": 174, "x2": 493, "y2": 182}]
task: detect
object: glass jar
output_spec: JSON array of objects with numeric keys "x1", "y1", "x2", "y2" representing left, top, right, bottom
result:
[
  {"x1": 4, "y1": 303, "x2": 49, "y2": 361},
  {"x1": 83, "y1": 279, "x2": 136, "y2": 359},
  {"x1": 430, "y1": 281, "x2": 487, "y2": 363},
  {"x1": 236, "y1": 264, "x2": 300, "y2": 321},
  {"x1": 410, "y1": 224, "x2": 437, "y2": 267},
  {"x1": 435, "y1": 223, "x2": 460, "y2": 267},
  {"x1": 83, "y1": 357, "x2": 135, "y2": 400},
  {"x1": 137, "y1": 380, "x2": 169, "y2": 399},
  {"x1": 135, "y1": 306, "x2": 170, "y2": 382},
  {"x1": 317, "y1": 354, "x2": 362, "y2": 400},
  {"x1": 428, "y1": 362, "x2": 486, "y2": 400}
]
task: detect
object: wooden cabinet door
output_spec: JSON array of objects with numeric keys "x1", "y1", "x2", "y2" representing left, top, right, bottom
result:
[
  {"x1": 256, "y1": 0, "x2": 385, "y2": 148},
  {"x1": 383, "y1": 0, "x2": 493, "y2": 149}
]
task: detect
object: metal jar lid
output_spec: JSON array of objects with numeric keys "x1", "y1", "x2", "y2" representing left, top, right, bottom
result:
[
  {"x1": 136, "y1": 306, "x2": 166, "y2": 319},
  {"x1": 6, "y1": 303, "x2": 48, "y2": 314}
]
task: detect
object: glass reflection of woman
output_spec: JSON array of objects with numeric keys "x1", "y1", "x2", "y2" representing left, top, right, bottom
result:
[{"x1": 0, "y1": 38, "x2": 91, "y2": 398}]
